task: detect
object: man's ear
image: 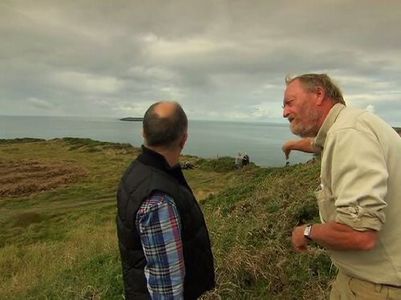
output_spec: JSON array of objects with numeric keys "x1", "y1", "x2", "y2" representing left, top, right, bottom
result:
[
  {"x1": 315, "y1": 87, "x2": 326, "y2": 105},
  {"x1": 179, "y1": 132, "x2": 188, "y2": 149}
]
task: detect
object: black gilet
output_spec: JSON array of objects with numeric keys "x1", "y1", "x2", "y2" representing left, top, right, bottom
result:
[{"x1": 116, "y1": 146, "x2": 215, "y2": 300}]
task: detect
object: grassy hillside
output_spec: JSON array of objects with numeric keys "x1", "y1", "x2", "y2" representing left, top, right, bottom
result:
[{"x1": 0, "y1": 138, "x2": 334, "y2": 299}]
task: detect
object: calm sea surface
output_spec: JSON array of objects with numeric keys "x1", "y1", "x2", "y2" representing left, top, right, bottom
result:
[{"x1": 0, "y1": 116, "x2": 313, "y2": 167}]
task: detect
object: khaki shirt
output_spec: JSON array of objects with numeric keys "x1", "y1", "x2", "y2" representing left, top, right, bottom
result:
[{"x1": 314, "y1": 104, "x2": 401, "y2": 286}]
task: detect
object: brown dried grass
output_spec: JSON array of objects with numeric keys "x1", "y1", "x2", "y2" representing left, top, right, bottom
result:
[{"x1": 0, "y1": 159, "x2": 88, "y2": 197}]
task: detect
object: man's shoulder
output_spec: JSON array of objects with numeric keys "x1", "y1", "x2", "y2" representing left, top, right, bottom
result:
[
  {"x1": 335, "y1": 106, "x2": 366, "y2": 126},
  {"x1": 331, "y1": 107, "x2": 384, "y2": 135},
  {"x1": 123, "y1": 160, "x2": 177, "y2": 188}
]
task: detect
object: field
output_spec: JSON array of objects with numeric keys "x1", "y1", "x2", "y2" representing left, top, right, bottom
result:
[{"x1": 0, "y1": 138, "x2": 335, "y2": 299}]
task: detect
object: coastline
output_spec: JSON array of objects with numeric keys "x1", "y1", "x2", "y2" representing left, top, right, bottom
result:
[{"x1": 119, "y1": 117, "x2": 143, "y2": 121}]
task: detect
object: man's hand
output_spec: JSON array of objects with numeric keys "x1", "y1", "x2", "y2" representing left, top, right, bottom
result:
[
  {"x1": 282, "y1": 138, "x2": 318, "y2": 160},
  {"x1": 292, "y1": 225, "x2": 309, "y2": 252},
  {"x1": 282, "y1": 140, "x2": 295, "y2": 160}
]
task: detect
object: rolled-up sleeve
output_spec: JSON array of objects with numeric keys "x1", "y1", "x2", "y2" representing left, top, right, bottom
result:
[{"x1": 328, "y1": 128, "x2": 388, "y2": 231}]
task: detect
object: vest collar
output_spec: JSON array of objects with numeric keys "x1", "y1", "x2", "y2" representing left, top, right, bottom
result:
[{"x1": 137, "y1": 145, "x2": 192, "y2": 191}]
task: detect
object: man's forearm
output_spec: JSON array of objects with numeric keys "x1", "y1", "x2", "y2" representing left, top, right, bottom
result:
[
  {"x1": 282, "y1": 138, "x2": 319, "y2": 159},
  {"x1": 309, "y1": 221, "x2": 378, "y2": 251}
]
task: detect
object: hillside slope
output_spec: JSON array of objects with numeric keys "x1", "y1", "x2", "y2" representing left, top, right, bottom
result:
[{"x1": 0, "y1": 139, "x2": 334, "y2": 299}]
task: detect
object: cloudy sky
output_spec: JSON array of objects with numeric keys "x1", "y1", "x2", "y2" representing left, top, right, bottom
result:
[{"x1": 1, "y1": 0, "x2": 401, "y2": 125}]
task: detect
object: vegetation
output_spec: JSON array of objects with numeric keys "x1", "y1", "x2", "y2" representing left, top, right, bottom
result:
[
  {"x1": 119, "y1": 117, "x2": 143, "y2": 121},
  {"x1": 0, "y1": 138, "x2": 45, "y2": 144},
  {"x1": 0, "y1": 139, "x2": 335, "y2": 299}
]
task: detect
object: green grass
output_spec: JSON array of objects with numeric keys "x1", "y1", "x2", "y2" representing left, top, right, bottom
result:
[{"x1": 0, "y1": 139, "x2": 334, "y2": 299}]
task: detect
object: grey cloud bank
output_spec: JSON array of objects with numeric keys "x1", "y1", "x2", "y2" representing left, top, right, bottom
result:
[{"x1": 1, "y1": 0, "x2": 401, "y2": 125}]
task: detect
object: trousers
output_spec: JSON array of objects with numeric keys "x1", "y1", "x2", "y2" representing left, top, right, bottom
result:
[{"x1": 330, "y1": 270, "x2": 401, "y2": 300}]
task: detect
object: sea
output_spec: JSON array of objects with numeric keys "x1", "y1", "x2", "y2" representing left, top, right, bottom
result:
[{"x1": 0, "y1": 115, "x2": 313, "y2": 167}]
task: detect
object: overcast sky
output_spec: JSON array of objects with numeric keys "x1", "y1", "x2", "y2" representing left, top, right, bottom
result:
[{"x1": 1, "y1": 0, "x2": 401, "y2": 125}]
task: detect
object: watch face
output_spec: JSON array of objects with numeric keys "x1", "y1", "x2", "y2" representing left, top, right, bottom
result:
[{"x1": 304, "y1": 225, "x2": 312, "y2": 240}]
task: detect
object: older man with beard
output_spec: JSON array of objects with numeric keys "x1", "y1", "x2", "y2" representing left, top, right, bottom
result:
[{"x1": 282, "y1": 73, "x2": 401, "y2": 299}]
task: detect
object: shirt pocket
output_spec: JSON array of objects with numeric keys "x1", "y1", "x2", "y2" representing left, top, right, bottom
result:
[{"x1": 314, "y1": 186, "x2": 336, "y2": 223}]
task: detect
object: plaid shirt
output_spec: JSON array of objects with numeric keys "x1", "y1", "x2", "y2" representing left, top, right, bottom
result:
[{"x1": 136, "y1": 192, "x2": 185, "y2": 299}]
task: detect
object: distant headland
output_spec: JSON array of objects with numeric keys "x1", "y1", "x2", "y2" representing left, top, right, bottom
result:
[{"x1": 119, "y1": 117, "x2": 143, "y2": 121}]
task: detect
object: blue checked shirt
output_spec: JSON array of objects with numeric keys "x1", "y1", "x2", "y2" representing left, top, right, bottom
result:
[{"x1": 136, "y1": 192, "x2": 185, "y2": 299}]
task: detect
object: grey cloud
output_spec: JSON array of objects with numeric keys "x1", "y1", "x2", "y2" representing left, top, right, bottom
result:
[
  {"x1": 1, "y1": 0, "x2": 401, "y2": 124},
  {"x1": 27, "y1": 97, "x2": 54, "y2": 109}
]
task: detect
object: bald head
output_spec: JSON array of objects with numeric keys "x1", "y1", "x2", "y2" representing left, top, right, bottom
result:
[
  {"x1": 152, "y1": 101, "x2": 177, "y2": 118},
  {"x1": 143, "y1": 101, "x2": 188, "y2": 149}
]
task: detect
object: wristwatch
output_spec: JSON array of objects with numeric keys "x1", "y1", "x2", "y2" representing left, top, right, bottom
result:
[{"x1": 304, "y1": 224, "x2": 313, "y2": 241}]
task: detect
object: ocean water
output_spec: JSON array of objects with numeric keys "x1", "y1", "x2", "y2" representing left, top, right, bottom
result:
[{"x1": 0, "y1": 115, "x2": 313, "y2": 167}]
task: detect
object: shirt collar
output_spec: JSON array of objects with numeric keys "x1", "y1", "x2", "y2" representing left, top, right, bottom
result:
[{"x1": 314, "y1": 103, "x2": 345, "y2": 148}]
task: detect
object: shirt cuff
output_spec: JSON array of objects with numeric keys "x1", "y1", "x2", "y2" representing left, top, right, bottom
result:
[{"x1": 335, "y1": 206, "x2": 385, "y2": 231}]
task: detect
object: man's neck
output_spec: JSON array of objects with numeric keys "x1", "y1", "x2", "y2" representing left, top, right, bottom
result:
[
  {"x1": 146, "y1": 145, "x2": 180, "y2": 167},
  {"x1": 317, "y1": 99, "x2": 337, "y2": 130}
]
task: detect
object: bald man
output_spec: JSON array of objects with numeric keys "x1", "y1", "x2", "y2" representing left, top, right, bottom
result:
[{"x1": 116, "y1": 101, "x2": 215, "y2": 300}]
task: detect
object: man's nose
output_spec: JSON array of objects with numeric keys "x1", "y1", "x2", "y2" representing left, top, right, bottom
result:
[{"x1": 283, "y1": 106, "x2": 289, "y2": 118}]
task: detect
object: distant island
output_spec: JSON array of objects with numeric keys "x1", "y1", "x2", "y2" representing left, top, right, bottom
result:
[
  {"x1": 119, "y1": 117, "x2": 143, "y2": 121},
  {"x1": 393, "y1": 127, "x2": 401, "y2": 136}
]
